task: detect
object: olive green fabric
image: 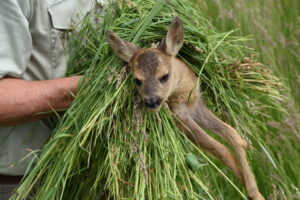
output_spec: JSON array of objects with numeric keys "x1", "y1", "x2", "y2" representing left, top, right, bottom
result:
[{"x1": 0, "y1": 0, "x2": 96, "y2": 175}]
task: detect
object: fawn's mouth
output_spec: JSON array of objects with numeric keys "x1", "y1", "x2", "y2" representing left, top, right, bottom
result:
[{"x1": 145, "y1": 102, "x2": 161, "y2": 110}]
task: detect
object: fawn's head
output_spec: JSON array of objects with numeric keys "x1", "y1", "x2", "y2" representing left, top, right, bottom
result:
[{"x1": 107, "y1": 16, "x2": 184, "y2": 110}]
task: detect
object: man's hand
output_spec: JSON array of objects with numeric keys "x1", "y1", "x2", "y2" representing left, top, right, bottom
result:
[{"x1": 0, "y1": 76, "x2": 82, "y2": 126}]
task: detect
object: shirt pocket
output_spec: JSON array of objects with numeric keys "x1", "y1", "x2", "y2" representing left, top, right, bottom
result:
[{"x1": 47, "y1": 0, "x2": 94, "y2": 77}]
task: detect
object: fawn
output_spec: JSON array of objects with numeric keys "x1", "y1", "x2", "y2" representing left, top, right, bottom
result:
[{"x1": 107, "y1": 16, "x2": 265, "y2": 200}]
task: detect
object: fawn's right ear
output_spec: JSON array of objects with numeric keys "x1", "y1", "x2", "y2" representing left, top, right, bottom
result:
[{"x1": 106, "y1": 30, "x2": 139, "y2": 62}]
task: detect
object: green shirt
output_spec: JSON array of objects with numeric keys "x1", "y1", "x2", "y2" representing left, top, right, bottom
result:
[{"x1": 0, "y1": 0, "x2": 99, "y2": 175}]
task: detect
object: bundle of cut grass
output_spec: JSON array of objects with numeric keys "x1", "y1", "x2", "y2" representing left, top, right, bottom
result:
[{"x1": 11, "y1": 0, "x2": 286, "y2": 199}]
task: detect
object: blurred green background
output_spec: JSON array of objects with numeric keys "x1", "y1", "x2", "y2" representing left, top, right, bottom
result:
[{"x1": 198, "y1": 0, "x2": 300, "y2": 199}]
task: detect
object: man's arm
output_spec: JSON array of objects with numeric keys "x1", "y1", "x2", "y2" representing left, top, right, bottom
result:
[{"x1": 0, "y1": 76, "x2": 82, "y2": 126}]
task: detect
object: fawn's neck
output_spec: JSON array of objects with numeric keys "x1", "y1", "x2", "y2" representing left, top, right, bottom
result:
[{"x1": 168, "y1": 58, "x2": 199, "y2": 107}]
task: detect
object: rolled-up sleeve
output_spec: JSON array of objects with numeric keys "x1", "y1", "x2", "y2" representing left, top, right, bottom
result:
[{"x1": 0, "y1": 0, "x2": 32, "y2": 78}]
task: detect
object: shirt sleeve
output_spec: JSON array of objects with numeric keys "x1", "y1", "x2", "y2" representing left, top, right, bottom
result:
[{"x1": 0, "y1": 0, "x2": 32, "y2": 79}]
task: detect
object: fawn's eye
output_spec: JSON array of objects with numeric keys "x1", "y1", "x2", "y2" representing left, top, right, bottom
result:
[
  {"x1": 134, "y1": 78, "x2": 142, "y2": 86},
  {"x1": 159, "y1": 74, "x2": 169, "y2": 83}
]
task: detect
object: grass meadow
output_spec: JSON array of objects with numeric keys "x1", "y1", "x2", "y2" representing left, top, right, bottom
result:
[
  {"x1": 12, "y1": 1, "x2": 300, "y2": 200},
  {"x1": 198, "y1": 0, "x2": 300, "y2": 199}
]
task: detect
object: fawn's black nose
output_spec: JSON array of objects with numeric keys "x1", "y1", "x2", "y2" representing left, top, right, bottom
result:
[{"x1": 144, "y1": 97, "x2": 162, "y2": 109}]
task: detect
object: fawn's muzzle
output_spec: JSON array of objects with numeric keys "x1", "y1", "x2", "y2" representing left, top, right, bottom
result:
[{"x1": 144, "y1": 97, "x2": 162, "y2": 109}]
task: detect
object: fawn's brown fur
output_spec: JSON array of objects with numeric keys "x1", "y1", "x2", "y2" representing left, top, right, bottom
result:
[{"x1": 107, "y1": 16, "x2": 265, "y2": 200}]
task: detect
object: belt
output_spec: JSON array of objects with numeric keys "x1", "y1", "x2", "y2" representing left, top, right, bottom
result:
[{"x1": 0, "y1": 174, "x2": 23, "y2": 184}]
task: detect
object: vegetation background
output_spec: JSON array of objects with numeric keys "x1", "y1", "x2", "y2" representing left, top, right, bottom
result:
[
  {"x1": 198, "y1": 0, "x2": 300, "y2": 199},
  {"x1": 12, "y1": 0, "x2": 300, "y2": 200}
]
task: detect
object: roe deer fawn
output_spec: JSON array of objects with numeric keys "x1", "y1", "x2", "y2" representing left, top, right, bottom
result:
[{"x1": 107, "y1": 16, "x2": 265, "y2": 200}]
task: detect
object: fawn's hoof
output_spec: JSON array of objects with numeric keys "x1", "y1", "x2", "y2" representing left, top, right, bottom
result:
[{"x1": 248, "y1": 193, "x2": 265, "y2": 200}]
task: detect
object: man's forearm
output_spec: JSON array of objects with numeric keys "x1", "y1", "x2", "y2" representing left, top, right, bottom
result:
[{"x1": 0, "y1": 76, "x2": 82, "y2": 126}]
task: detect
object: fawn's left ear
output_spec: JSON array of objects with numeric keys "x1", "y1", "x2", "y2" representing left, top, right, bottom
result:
[
  {"x1": 106, "y1": 30, "x2": 139, "y2": 62},
  {"x1": 159, "y1": 16, "x2": 184, "y2": 56}
]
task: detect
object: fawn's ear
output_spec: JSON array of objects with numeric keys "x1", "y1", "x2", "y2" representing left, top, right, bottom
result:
[
  {"x1": 106, "y1": 30, "x2": 139, "y2": 62},
  {"x1": 159, "y1": 16, "x2": 184, "y2": 56}
]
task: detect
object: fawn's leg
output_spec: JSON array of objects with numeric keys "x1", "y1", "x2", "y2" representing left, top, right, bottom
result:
[
  {"x1": 192, "y1": 101, "x2": 264, "y2": 200},
  {"x1": 172, "y1": 104, "x2": 243, "y2": 183}
]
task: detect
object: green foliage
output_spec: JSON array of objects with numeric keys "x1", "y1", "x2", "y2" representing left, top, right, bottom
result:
[
  {"x1": 11, "y1": 0, "x2": 295, "y2": 199},
  {"x1": 198, "y1": 0, "x2": 300, "y2": 199}
]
